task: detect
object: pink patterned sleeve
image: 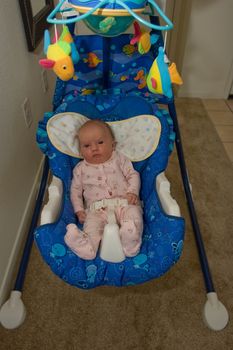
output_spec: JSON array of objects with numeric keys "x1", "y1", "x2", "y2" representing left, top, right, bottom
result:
[
  {"x1": 70, "y1": 162, "x2": 84, "y2": 213},
  {"x1": 118, "y1": 152, "x2": 140, "y2": 196}
]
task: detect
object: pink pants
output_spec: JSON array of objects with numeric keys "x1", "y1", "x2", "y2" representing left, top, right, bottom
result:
[{"x1": 64, "y1": 205, "x2": 143, "y2": 260}]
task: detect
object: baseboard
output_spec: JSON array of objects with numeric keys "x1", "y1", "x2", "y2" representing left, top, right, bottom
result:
[{"x1": 0, "y1": 157, "x2": 45, "y2": 307}]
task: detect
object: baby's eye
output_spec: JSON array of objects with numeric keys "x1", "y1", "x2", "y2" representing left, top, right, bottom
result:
[
  {"x1": 83, "y1": 144, "x2": 90, "y2": 148},
  {"x1": 98, "y1": 141, "x2": 104, "y2": 144}
]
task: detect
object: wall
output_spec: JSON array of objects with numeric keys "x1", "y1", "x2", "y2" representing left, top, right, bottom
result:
[
  {"x1": 0, "y1": 1, "x2": 55, "y2": 304},
  {"x1": 178, "y1": 0, "x2": 233, "y2": 99},
  {"x1": 156, "y1": 0, "x2": 166, "y2": 11}
]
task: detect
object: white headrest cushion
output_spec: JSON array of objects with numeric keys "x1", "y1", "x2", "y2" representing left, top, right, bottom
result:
[{"x1": 47, "y1": 112, "x2": 161, "y2": 162}]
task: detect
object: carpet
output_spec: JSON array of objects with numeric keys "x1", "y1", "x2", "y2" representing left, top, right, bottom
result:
[{"x1": 1, "y1": 98, "x2": 233, "y2": 350}]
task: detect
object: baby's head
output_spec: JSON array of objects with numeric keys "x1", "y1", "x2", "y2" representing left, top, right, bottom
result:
[{"x1": 77, "y1": 120, "x2": 116, "y2": 164}]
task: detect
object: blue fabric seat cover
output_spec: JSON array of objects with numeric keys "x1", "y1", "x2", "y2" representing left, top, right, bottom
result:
[{"x1": 35, "y1": 93, "x2": 185, "y2": 289}]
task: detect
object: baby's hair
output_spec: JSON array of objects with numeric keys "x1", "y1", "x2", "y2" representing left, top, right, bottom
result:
[{"x1": 77, "y1": 119, "x2": 115, "y2": 140}]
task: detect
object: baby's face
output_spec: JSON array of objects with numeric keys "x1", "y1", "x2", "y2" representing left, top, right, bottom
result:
[{"x1": 78, "y1": 123, "x2": 115, "y2": 164}]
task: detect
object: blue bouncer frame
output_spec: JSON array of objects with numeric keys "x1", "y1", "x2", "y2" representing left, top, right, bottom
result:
[{"x1": 14, "y1": 15, "x2": 215, "y2": 296}]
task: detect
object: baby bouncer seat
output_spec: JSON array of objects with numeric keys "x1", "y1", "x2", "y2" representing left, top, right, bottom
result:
[{"x1": 34, "y1": 1, "x2": 185, "y2": 287}]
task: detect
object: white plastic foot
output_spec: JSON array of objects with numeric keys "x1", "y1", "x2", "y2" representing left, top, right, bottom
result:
[
  {"x1": 100, "y1": 223, "x2": 126, "y2": 263},
  {"x1": 203, "y1": 292, "x2": 229, "y2": 331},
  {"x1": 0, "y1": 291, "x2": 26, "y2": 329}
]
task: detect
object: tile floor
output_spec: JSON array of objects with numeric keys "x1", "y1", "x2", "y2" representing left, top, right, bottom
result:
[{"x1": 202, "y1": 98, "x2": 233, "y2": 164}]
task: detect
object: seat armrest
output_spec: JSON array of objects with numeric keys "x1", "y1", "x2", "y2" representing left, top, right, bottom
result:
[
  {"x1": 156, "y1": 172, "x2": 181, "y2": 217},
  {"x1": 40, "y1": 176, "x2": 63, "y2": 225}
]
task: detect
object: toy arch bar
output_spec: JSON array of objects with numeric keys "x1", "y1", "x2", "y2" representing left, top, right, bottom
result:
[{"x1": 47, "y1": 0, "x2": 173, "y2": 31}]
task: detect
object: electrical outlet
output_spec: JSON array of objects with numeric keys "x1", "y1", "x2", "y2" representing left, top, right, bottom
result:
[
  {"x1": 41, "y1": 70, "x2": 48, "y2": 93},
  {"x1": 22, "y1": 97, "x2": 33, "y2": 128}
]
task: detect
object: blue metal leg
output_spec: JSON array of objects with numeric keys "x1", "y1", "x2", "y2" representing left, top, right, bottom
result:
[
  {"x1": 168, "y1": 101, "x2": 215, "y2": 293},
  {"x1": 14, "y1": 157, "x2": 50, "y2": 291}
]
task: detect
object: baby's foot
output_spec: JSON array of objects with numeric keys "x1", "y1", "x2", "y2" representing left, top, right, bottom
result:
[
  {"x1": 64, "y1": 224, "x2": 96, "y2": 260},
  {"x1": 120, "y1": 221, "x2": 142, "y2": 257}
]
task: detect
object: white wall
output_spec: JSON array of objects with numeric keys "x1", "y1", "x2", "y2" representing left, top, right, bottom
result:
[
  {"x1": 178, "y1": 0, "x2": 233, "y2": 99},
  {"x1": 0, "y1": 1, "x2": 55, "y2": 304}
]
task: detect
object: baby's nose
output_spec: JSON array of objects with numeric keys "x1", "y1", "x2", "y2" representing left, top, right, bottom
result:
[{"x1": 91, "y1": 143, "x2": 98, "y2": 151}]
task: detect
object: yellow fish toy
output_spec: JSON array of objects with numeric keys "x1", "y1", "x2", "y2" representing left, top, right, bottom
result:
[
  {"x1": 39, "y1": 26, "x2": 80, "y2": 81},
  {"x1": 147, "y1": 47, "x2": 183, "y2": 98}
]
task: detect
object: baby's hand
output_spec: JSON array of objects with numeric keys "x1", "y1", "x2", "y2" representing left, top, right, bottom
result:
[
  {"x1": 126, "y1": 193, "x2": 138, "y2": 205},
  {"x1": 76, "y1": 210, "x2": 86, "y2": 224}
]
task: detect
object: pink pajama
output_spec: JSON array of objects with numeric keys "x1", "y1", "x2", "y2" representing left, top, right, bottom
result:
[{"x1": 64, "y1": 205, "x2": 143, "y2": 260}]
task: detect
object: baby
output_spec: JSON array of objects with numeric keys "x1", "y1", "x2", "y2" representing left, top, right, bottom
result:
[{"x1": 64, "y1": 119, "x2": 143, "y2": 260}]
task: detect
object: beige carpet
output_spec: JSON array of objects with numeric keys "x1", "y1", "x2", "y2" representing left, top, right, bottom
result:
[{"x1": 1, "y1": 98, "x2": 233, "y2": 350}]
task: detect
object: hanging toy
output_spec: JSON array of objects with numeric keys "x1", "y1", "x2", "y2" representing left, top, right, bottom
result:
[
  {"x1": 39, "y1": 26, "x2": 80, "y2": 81},
  {"x1": 130, "y1": 22, "x2": 151, "y2": 54},
  {"x1": 147, "y1": 47, "x2": 183, "y2": 98},
  {"x1": 130, "y1": 22, "x2": 159, "y2": 55}
]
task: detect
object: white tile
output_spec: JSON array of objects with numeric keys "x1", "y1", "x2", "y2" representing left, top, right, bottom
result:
[
  {"x1": 208, "y1": 111, "x2": 233, "y2": 126},
  {"x1": 202, "y1": 99, "x2": 230, "y2": 111}
]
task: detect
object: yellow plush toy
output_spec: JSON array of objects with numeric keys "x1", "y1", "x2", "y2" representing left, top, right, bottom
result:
[
  {"x1": 147, "y1": 47, "x2": 183, "y2": 98},
  {"x1": 39, "y1": 26, "x2": 80, "y2": 81}
]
